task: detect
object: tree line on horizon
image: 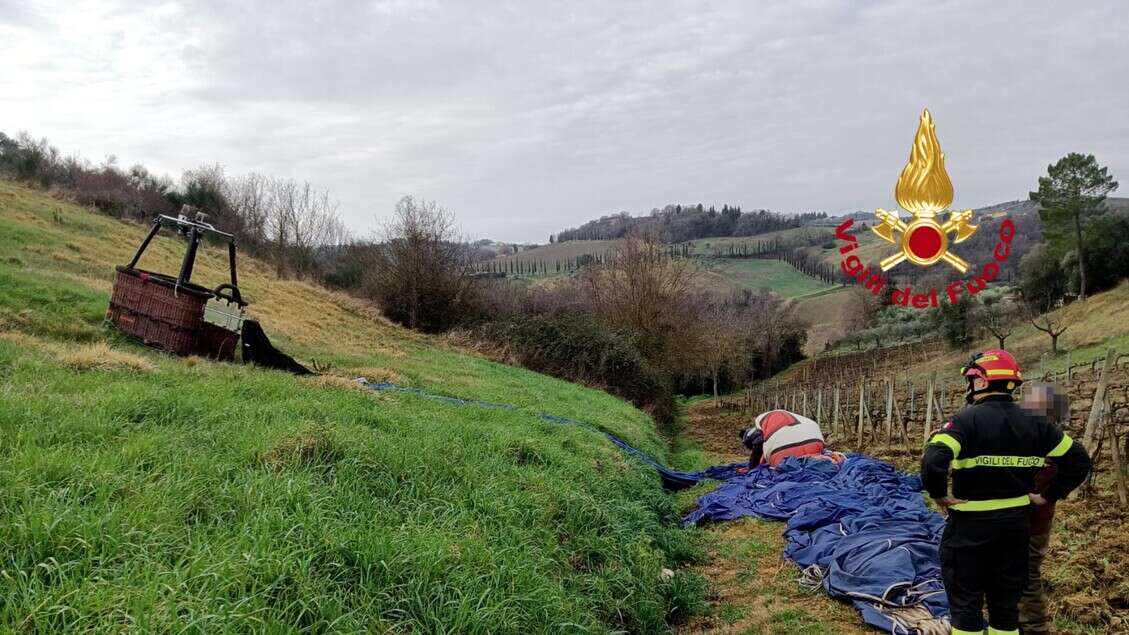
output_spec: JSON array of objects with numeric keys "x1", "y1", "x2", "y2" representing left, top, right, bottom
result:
[{"x1": 552, "y1": 204, "x2": 828, "y2": 244}]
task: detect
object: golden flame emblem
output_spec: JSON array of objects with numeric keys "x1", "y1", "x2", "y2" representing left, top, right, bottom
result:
[{"x1": 874, "y1": 109, "x2": 977, "y2": 273}]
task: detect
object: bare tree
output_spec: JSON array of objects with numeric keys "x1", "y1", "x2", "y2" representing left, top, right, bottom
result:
[
  {"x1": 290, "y1": 184, "x2": 347, "y2": 276},
  {"x1": 697, "y1": 300, "x2": 743, "y2": 400},
  {"x1": 224, "y1": 172, "x2": 272, "y2": 245},
  {"x1": 581, "y1": 231, "x2": 700, "y2": 366},
  {"x1": 366, "y1": 196, "x2": 477, "y2": 332},
  {"x1": 739, "y1": 292, "x2": 807, "y2": 379},
  {"x1": 842, "y1": 286, "x2": 881, "y2": 334},
  {"x1": 262, "y1": 178, "x2": 346, "y2": 278},
  {"x1": 976, "y1": 296, "x2": 1020, "y2": 349},
  {"x1": 1027, "y1": 302, "x2": 1074, "y2": 355}
]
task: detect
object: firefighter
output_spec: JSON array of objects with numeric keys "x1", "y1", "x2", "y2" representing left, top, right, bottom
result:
[{"x1": 920, "y1": 350, "x2": 1090, "y2": 635}]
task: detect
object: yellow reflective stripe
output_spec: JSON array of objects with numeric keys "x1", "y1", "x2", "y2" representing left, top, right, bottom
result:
[
  {"x1": 985, "y1": 368, "x2": 1019, "y2": 377},
  {"x1": 951, "y1": 455, "x2": 1045, "y2": 470},
  {"x1": 929, "y1": 432, "x2": 961, "y2": 458},
  {"x1": 1047, "y1": 434, "x2": 1073, "y2": 458},
  {"x1": 987, "y1": 627, "x2": 1019, "y2": 635},
  {"x1": 952, "y1": 628, "x2": 984, "y2": 635},
  {"x1": 950, "y1": 495, "x2": 1031, "y2": 512}
]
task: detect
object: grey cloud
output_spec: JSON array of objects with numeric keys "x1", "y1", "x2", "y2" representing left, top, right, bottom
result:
[{"x1": 2, "y1": 0, "x2": 1127, "y2": 242}]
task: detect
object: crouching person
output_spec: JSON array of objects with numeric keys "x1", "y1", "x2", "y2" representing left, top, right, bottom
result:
[{"x1": 738, "y1": 409, "x2": 842, "y2": 469}]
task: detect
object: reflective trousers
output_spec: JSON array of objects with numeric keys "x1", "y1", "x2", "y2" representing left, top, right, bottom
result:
[{"x1": 940, "y1": 510, "x2": 1029, "y2": 634}]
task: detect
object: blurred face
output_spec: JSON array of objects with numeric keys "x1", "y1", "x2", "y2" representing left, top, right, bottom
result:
[{"x1": 1021, "y1": 384, "x2": 1069, "y2": 424}]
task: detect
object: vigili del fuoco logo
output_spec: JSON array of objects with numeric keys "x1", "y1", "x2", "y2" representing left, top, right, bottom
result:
[{"x1": 835, "y1": 109, "x2": 1016, "y2": 308}]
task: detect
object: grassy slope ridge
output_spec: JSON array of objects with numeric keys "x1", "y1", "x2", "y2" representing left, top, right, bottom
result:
[{"x1": 0, "y1": 181, "x2": 704, "y2": 633}]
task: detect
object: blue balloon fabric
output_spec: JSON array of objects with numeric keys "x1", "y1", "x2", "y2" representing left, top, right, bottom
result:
[{"x1": 683, "y1": 455, "x2": 948, "y2": 632}]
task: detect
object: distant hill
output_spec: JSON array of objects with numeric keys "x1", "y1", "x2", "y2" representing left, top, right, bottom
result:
[
  {"x1": 552, "y1": 203, "x2": 828, "y2": 244},
  {"x1": 809, "y1": 198, "x2": 1071, "y2": 280},
  {"x1": 527, "y1": 197, "x2": 1128, "y2": 259}
]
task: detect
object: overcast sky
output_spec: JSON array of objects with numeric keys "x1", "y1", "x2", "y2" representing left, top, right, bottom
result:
[{"x1": 3, "y1": 1, "x2": 1127, "y2": 243}]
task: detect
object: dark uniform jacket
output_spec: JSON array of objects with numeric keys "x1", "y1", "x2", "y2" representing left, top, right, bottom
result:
[{"x1": 921, "y1": 395, "x2": 1090, "y2": 514}]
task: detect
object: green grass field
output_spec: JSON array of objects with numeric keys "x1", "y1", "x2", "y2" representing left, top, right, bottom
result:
[
  {"x1": 0, "y1": 180, "x2": 707, "y2": 633},
  {"x1": 700, "y1": 258, "x2": 837, "y2": 299}
]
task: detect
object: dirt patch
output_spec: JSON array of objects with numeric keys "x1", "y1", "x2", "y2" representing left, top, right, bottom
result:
[
  {"x1": 684, "y1": 399, "x2": 750, "y2": 463},
  {"x1": 1047, "y1": 484, "x2": 1129, "y2": 632}
]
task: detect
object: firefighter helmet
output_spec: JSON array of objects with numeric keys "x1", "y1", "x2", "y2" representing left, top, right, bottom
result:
[{"x1": 961, "y1": 349, "x2": 1023, "y2": 383}]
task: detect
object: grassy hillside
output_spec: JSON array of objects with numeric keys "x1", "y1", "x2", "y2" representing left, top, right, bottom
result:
[
  {"x1": 794, "y1": 289, "x2": 853, "y2": 354},
  {"x1": 698, "y1": 259, "x2": 836, "y2": 300},
  {"x1": 0, "y1": 180, "x2": 706, "y2": 633},
  {"x1": 679, "y1": 228, "x2": 829, "y2": 257},
  {"x1": 920, "y1": 281, "x2": 1129, "y2": 378},
  {"x1": 809, "y1": 223, "x2": 886, "y2": 270},
  {"x1": 490, "y1": 227, "x2": 827, "y2": 267}
]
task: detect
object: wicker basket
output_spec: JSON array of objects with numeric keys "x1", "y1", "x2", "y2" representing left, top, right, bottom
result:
[
  {"x1": 107, "y1": 267, "x2": 210, "y2": 355},
  {"x1": 197, "y1": 322, "x2": 239, "y2": 361}
]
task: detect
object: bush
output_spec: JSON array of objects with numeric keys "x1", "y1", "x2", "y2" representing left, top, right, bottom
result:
[
  {"x1": 473, "y1": 314, "x2": 678, "y2": 422},
  {"x1": 365, "y1": 196, "x2": 479, "y2": 333},
  {"x1": 935, "y1": 293, "x2": 976, "y2": 348}
]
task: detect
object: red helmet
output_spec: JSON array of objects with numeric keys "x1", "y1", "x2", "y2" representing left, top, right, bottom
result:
[{"x1": 962, "y1": 349, "x2": 1022, "y2": 384}]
